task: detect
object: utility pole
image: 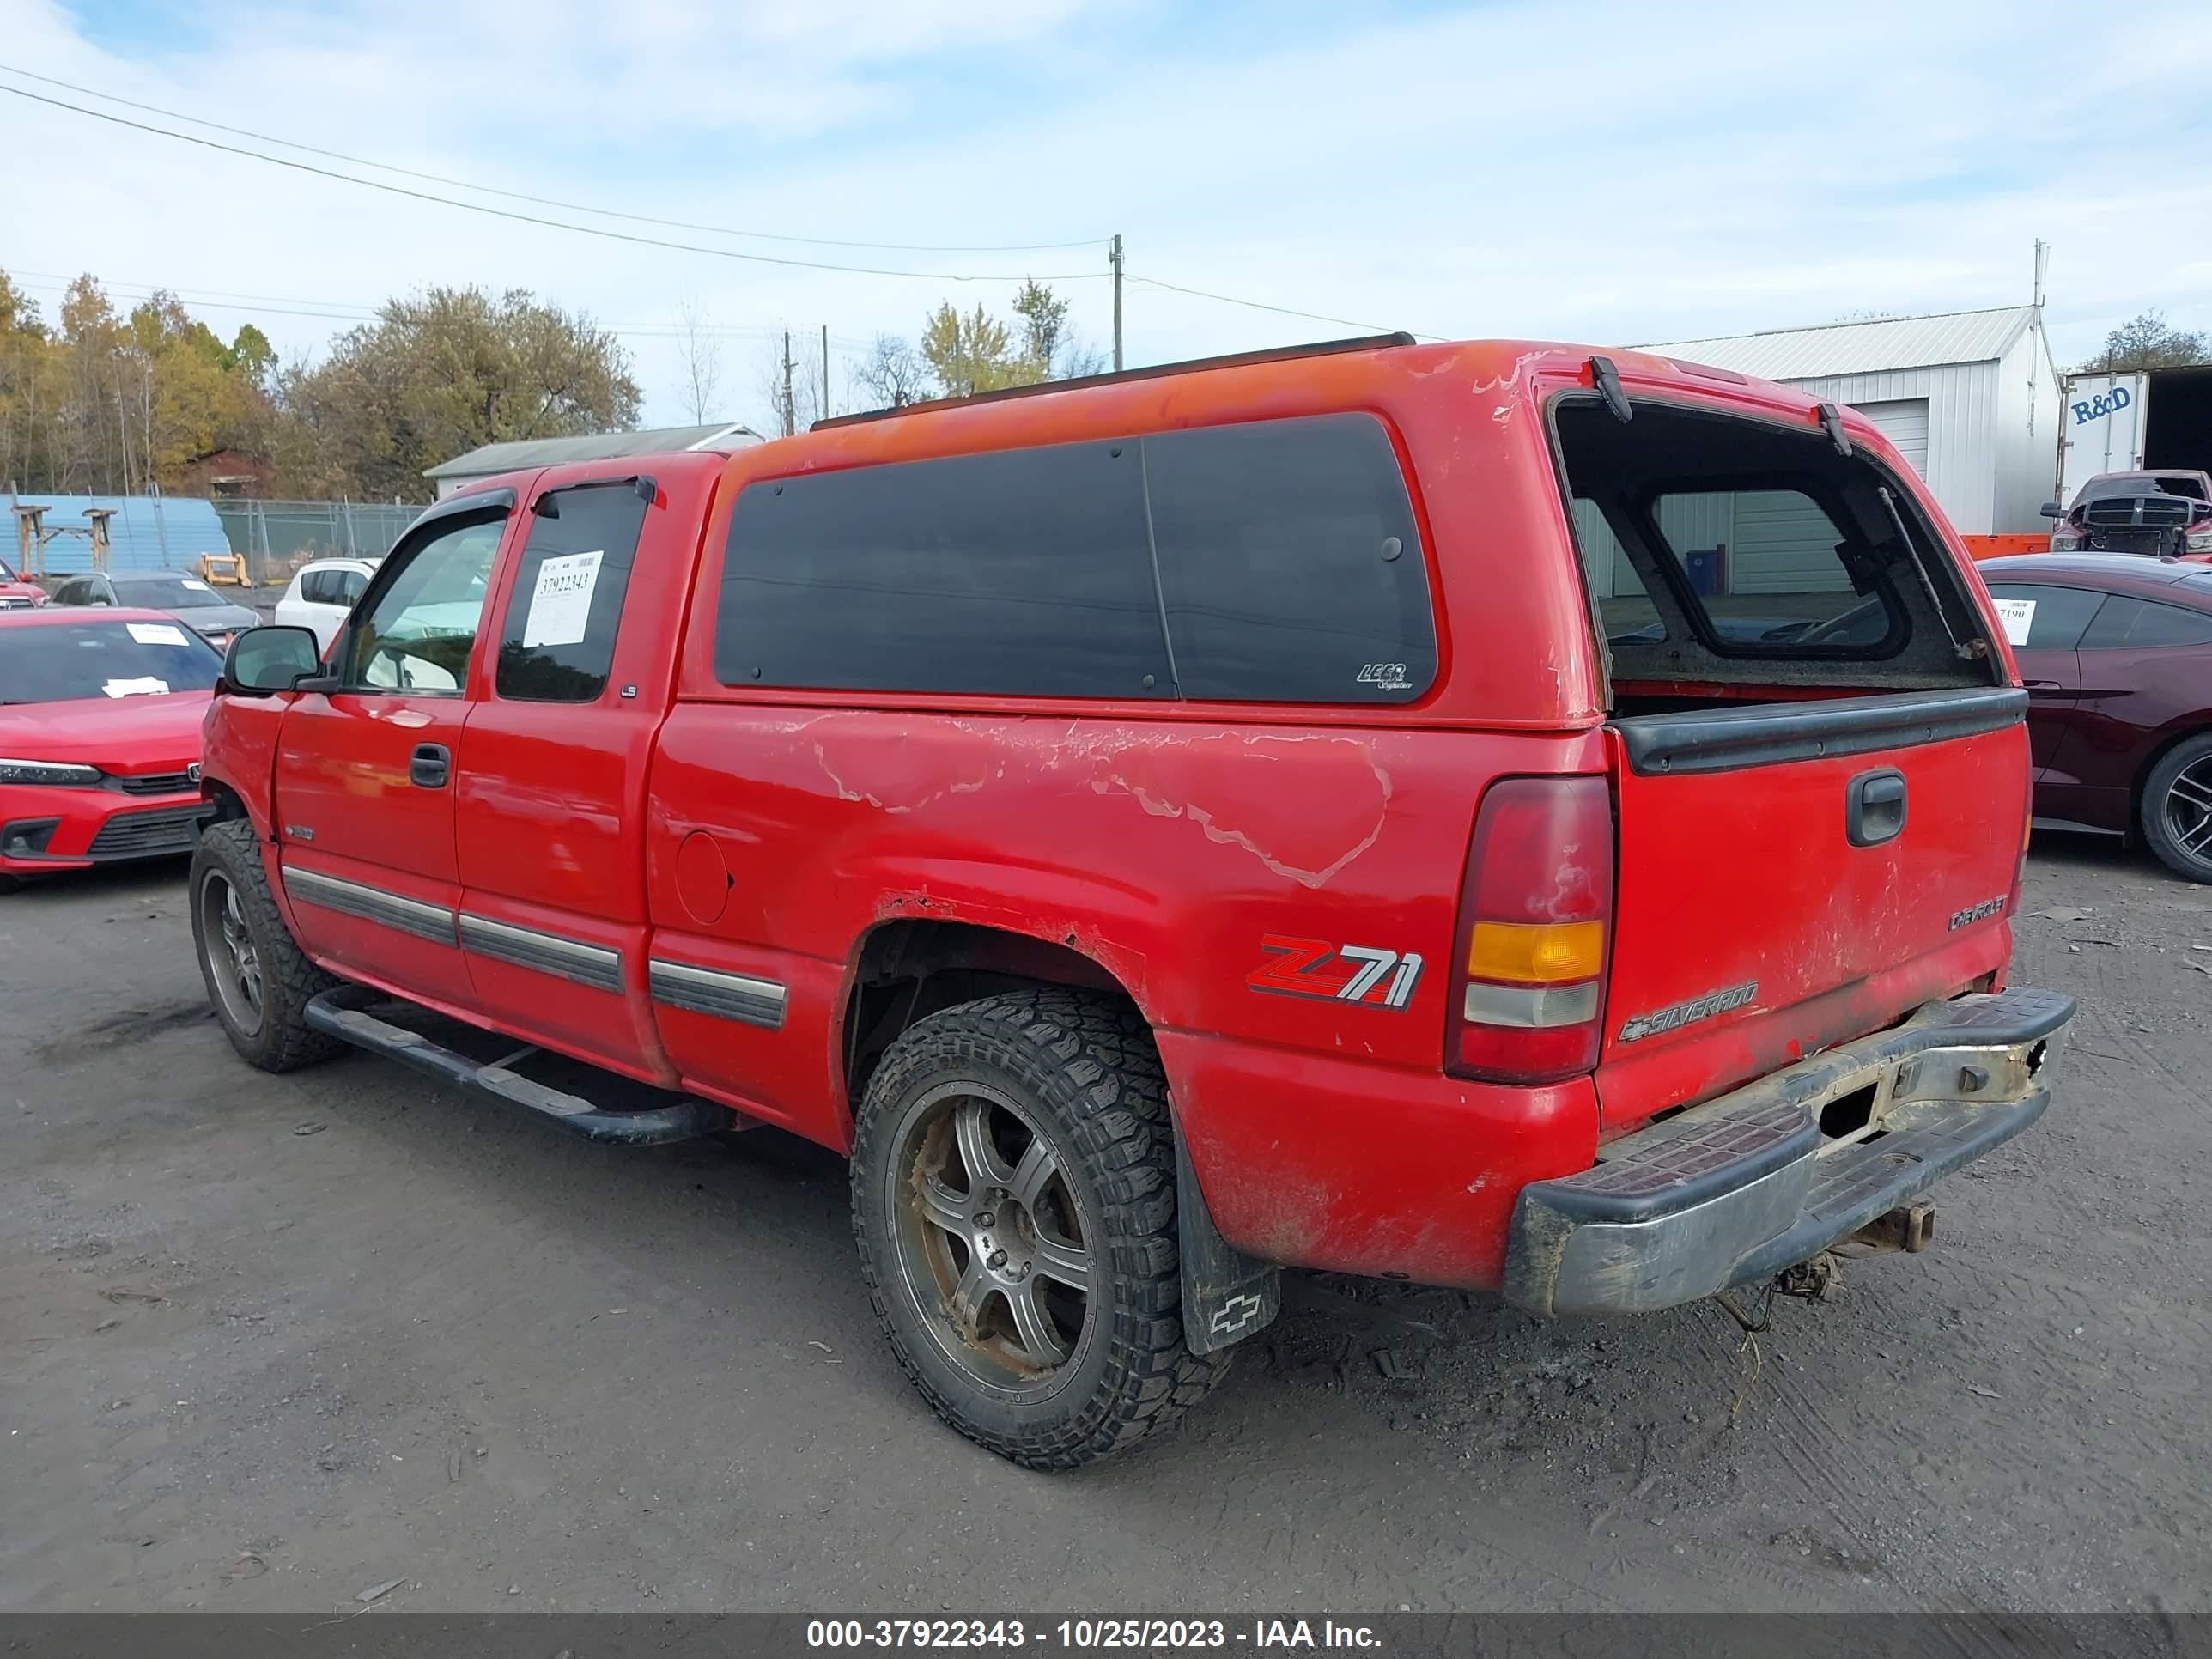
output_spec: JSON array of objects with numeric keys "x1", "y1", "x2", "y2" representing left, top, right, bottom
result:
[
  {"x1": 821, "y1": 325, "x2": 830, "y2": 425},
  {"x1": 1109, "y1": 234, "x2": 1124, "y2": 372},
  {"x1": 781, "y1": 330, "x2": 796, "y2": 438}
]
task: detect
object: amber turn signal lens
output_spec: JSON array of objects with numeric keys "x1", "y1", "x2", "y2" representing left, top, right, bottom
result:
[{"x1": 1464, "y1": 920, "x2": 1605, "y2": 986}]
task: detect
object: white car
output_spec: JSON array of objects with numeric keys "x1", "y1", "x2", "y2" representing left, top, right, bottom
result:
[{"x1": 273, "y1": 558, "x2": 377, "y2": 652}]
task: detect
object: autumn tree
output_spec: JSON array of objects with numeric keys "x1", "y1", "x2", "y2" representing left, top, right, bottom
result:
[
  {"x1": 902, "y1": 282, "x2": 1100, "y2": 404},
  {"x1": 0, "y1": 270, "x2": 277, "y2": 495},
  {"x1": 1012, "y1": 277, "x2": 1104, "y2": 380},
  {"x1": 2080, "y1": 310, "x2": 2211, "y2": 373},
  {"x1": 276, "y1": 287, "x2": 639, "y2": 499},
  {"x1": 919, "y1": 302, "x2": 1020, "y2": 398}
]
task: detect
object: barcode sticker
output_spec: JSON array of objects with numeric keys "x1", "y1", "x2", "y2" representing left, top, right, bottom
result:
[{"x1": 521, "y1": 550, "x2": 603, "y2": 648}]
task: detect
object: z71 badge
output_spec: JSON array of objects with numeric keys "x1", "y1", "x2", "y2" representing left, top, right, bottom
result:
[{"x1": 1247, "y1": 935, "x2": 1424, "y2": 1011}]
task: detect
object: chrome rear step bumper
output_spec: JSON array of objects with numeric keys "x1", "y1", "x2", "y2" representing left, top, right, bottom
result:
[{"x1": 1504, "y1": 987, "x2": 2075, "y2": 1316}]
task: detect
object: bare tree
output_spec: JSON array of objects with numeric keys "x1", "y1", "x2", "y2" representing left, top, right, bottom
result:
[
  {"x1": 855, "y1": 332, "x2": 928, "y2": 410},
  {"x1": 675, "y1": 298, "x2": 725, "y2": 424}
]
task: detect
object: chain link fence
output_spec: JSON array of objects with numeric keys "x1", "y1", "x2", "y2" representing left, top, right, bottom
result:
[{"x1": 211, "y1": 499, "x2": 426, "y2": 586}]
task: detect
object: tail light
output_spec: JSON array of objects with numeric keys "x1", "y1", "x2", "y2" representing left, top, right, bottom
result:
[{"x1": 1447, "y1": 775, "x2": 1614, "y2": 1085}]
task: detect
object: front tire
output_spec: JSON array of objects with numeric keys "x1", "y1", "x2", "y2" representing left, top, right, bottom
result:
[
  {"x1": 2140, "y1": 733, "x2": 2212, "y2": 882},
  {"x1": 850, "y1": 989, "x2": 1231, "y2": 1468},
  {"x1": 190, "y1": 819, "x2": 343, "y2": 1072}
]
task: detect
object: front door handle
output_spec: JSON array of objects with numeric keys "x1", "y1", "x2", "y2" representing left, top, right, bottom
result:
[
  {"x1": 410, "y1": 743, "x2": 451, "y2": 788},
  {"x1": 2022, "y1": 678, "x2": 2065, "y2": 692},
  {"x1": 1846, "y1": 768, "x2": 1907, "y2": 848}
]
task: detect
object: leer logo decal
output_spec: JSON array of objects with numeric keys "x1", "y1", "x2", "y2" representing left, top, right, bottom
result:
[
  {"x1": 1618, "y1": 980, "x2": 1758, "y2": 1043},
  {"x1": 1247, "y1": 935, "x2": 1425, "y2": 1011}
]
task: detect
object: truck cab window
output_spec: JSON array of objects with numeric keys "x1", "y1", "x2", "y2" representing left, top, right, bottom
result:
[
  {"x1": 345, "y1": 518, "x2": 504, "y2": 695},
  {"x1": 495, "y1": 483, "x2": 650, "y2": 703}
]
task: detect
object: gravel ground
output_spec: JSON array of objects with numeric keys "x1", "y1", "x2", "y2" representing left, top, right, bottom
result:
[{"x1": 2, "y1": 834, "x2": 2205, "y2": 1615}]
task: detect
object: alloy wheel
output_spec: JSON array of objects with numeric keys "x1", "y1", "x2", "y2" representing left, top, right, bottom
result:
[
  {"x1": 2163, "y1": 757, "x2": 2212, "y2": 871},
  {"x1": 888, "y1": 1080, "x2": 1095, "y2": 1389},
  {"x1": 198, "y1": 871, "x2": 264, "y2": 1036}
]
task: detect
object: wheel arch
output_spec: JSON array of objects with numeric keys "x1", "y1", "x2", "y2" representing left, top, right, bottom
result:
[
  {"x1": 2129, "y1": 719, "x2": 2212, "y2": 837},
  {"x1": 836, "y1": 920, "x2": 1282, "y2": 1358},
  {"x1": 838, "y1": 916, "x2": 1140, "y2": 1110}
]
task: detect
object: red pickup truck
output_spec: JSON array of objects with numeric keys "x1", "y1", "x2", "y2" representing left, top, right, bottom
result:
[{"x1": 192, "y1": 335, "x2": 2073, "y2": 1468}]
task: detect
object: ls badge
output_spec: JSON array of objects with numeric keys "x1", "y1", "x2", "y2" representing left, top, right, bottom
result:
[{"x1": 1247, "y1": 935, "x2": 1424, "y2": 1011}]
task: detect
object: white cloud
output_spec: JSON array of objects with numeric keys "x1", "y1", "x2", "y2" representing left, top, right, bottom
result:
[{"x1": 3, "y1": 0, "x2": 2208, "y2": 434}]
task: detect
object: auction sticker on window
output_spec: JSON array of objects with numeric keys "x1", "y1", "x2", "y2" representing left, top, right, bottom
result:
[
  {"x1": 1992, "y1": 596, "x2": 2035, "y2": 646},
  {"x1": 522, "y1": 550, "x2": 603, "y2": 647},
  {"x1": 125, "y1": 622, "x2": 191, "y2": 647},
  {"x1": 102, "y1": 676, "x2": 170, "y2": 698}
]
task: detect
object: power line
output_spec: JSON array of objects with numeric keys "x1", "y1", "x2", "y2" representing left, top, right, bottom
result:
[
  {"x1": 0, "y1": 83, "x2": 1108, "y2": 284},
  {"x1": 9, "y1": 276, "x2": 875, "y2": 351},
  {"x1": 0, "y1": 64, "x2": 1107, "y2": 256},
  {"x1": 1127, "y1": 274, "x2": 1444, "y2": 342}
]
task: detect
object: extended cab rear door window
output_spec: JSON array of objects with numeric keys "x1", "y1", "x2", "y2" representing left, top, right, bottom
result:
[{"x1": 495, "y1": 481, "x2": 651, "y2": 702}]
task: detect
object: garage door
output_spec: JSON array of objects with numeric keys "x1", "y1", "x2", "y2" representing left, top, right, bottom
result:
[{"x1": 1850, "y1": 398, "x2": 1930, "y2": 475}]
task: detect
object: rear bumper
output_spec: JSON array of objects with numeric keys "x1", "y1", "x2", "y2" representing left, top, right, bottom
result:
[{"x1": 1504, "y1": 986, "x2": 2074, "y2": 1316}]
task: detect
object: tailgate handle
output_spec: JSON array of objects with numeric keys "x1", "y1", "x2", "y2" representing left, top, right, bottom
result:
[
  {"x1": 1847, "y1": 769, "x2": 1907, "y2": 848},
  {"x1": 409, "y1": 743, "x2": 451, "y2": 789}
]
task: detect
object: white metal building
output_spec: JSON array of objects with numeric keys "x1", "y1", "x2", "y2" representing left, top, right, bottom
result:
[
  {"x1": 422, "y1": 421, "x2": 763, "y2": 500},
  {"x1": 1640, "y1": 306, "x2": 2062, "y2": 538}
]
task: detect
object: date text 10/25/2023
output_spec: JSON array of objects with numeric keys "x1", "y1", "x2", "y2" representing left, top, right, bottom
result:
[{"x1": 805, "y1": 1620, "x2": 1383, "y2": 1650}]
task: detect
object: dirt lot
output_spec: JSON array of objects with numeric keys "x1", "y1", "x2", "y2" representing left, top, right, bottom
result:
[{"x1": 3, "y1": 835, "x2": 2207, "y2": 1615}]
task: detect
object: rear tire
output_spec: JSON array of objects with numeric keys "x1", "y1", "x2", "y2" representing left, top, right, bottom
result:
[
  {"x1": 850, "y1": 988, "x2": 1231, "y2": 1469},
  {"x1": 190, "y1": 819, "x2": 343, "y2": 1072},
  {"x1": 2139, "y1": 733, "x2": 2212, "y2": 883}
]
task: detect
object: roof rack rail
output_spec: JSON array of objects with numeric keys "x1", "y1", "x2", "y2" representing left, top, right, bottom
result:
[{"x1": 811, "y1": 331, "x2": 1419, "y2": 432}]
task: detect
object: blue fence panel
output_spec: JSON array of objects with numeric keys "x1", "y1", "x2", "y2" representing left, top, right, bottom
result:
[{"x1": 7, "y1": 493, "x2": 232, "y2": 576}]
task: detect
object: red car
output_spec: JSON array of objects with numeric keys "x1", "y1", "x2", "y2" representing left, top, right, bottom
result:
[
  {"x1": 1981, "y1": 551, "x2": 2212, "y2": 879},
  {"x1": 193, "y1": 337, "x2": 2072, "y2": 1467},
  {"x1": 1, "y1": 552, "x2": 49, "y2": 611},
  {"x1": 0, "y1": 607, "x2": 221, "y2": 888}
]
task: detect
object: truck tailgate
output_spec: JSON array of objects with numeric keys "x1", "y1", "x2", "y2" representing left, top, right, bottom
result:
[{"x1": 1596, "y1": 687, "x2": 2029, "y2": 1130}]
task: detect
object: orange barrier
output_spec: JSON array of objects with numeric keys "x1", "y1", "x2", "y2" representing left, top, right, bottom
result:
[{"x1": 1961, "y1": 533, "x2": 2051, "y2": 561}]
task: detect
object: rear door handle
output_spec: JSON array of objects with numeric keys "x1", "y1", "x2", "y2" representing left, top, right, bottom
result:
[
  {"x1": 410, "y1": 743, "x2": 451, "y2": 789},
  {"x1": 2022, "y1": 678, "x2": 2065, "y2": 692},
  {"x1": 1846, "y1": 768, "x2": 1907, "y2": 848}
]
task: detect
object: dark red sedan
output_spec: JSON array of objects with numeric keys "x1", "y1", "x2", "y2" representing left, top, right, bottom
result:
[
  {"x1": 0, "y1": 607, "x2": 221, "y2": 889},
  {"x1": 1980, "y1": 552, "x2": 2212, "y2": 880}
]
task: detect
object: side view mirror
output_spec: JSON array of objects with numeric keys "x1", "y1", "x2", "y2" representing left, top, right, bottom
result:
[
  {"x1": 222, "y1": 625, "x2": 326, "y2": 696},
  {"x1": 2039, "y1": 501, "x2": 2065, "y2": 520}
]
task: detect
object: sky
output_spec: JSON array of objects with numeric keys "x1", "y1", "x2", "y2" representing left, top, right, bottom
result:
[{"x1": 4, "y1": 0, "x2": 2210, "y2": 434}]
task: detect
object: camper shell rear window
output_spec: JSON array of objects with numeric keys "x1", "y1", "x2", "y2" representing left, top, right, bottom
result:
[{"x1": 1553, "y1": 398, "x2": 2001, "y2": 694}]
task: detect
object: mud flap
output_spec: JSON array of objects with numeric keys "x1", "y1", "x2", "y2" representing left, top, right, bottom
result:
[{"x1": 1176, "y1": 1134, "x2": 1280, "y2": 1353}]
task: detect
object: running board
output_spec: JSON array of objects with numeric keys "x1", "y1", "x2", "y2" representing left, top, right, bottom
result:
[{"x1": 303, "y1": 987, "x2": 737, "y2": 1146}]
